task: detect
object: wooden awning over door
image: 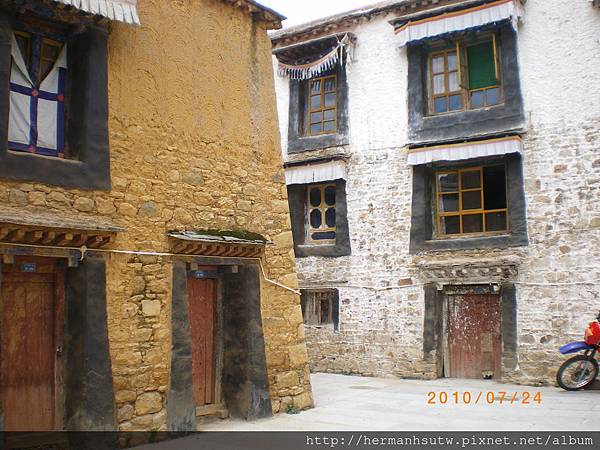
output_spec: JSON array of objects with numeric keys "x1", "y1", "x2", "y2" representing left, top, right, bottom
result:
[
  {"x1": 168, "y1": 231, "x2": 269, "y2": 258},
  {"x1": 0, "y1": 210, "x2": 122, "y2": 250}
]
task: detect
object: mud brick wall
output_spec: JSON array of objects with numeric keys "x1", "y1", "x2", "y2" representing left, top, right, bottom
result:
[{"x1": 0, "y1": 0, "x2": 312, "y2": 431}]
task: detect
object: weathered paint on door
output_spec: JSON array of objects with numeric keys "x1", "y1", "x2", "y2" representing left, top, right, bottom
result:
[
  {"x1": 187, "y1": 275, "x2": 217, "y2": 406},
  {"x1": 1, "y1": 257, "x2": 64, "y2": 431},
  {"x1": 447, "y1": 293, "x2": 502, "y2": 379}
]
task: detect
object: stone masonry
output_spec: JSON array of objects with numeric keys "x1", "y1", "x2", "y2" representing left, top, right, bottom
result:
[
  {"x1": 272, "y1": 0, "x2": 600, "y2": 385},
  {"x1": 0, "y1": 0, "x2": 312, "y2": 431}
]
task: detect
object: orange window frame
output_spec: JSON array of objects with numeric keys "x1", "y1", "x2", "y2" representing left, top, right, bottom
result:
[
  {"x1": 435, "y1": 166, "x2": 509, "y2": 237},
  {"x1": 307, "y1": 75, "x2": 337, "y2": 136},
  {"x1": 306, "y1": 183, "x2": 337, "y2": 244},
  {"x1": 428, "y1": 34, "x2": 503, "y2": 115},
  {"x1": 428, "y1": 47, "x2": 464, "y2": 115}
]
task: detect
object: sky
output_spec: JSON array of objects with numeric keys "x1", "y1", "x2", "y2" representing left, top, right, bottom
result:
[{"x1": 259, "y1": 0, "x2": 376, "y2": 27}]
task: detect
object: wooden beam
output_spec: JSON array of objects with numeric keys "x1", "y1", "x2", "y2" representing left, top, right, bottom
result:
[
  {"x1": 6, "y1": 229, "x2": 25, "y2": 243},
  {"x1": 41, "y1": 231, "x2": 57, "y2": 245},
  {"x1": 54, "y1": 233, "x2": 74, "y2": 246}
]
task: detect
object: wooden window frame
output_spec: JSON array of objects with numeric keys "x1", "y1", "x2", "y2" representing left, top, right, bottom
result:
[
  {"x1": 13, "y1": 30, "x2": 65, "y2": 86},
  {"x1": 428, "y1": 47, "x2": 464, "y2": 115},
  {"x1": 306, "y1": 74, "x2": 337, "y2": 136},
  {"x1": 306, "y1": 183, "x2": 337, "y2": 245},
  {"x1": 428, "y1": 33, "x2": 503, "y2": 116},
  {"x1": 301, "y1": 290, "x2": 335, "y2": 326},
  {"x1": 435, "y1": 165, "x2": 509, "y2": 238}
]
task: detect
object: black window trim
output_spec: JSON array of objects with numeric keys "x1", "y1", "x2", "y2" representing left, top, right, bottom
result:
[
  {"x1": 287, "y1": 62, "x2": 349, "y2": 153},
  {"x1": 407, "y1": 22, "x2": 525, "y2": 145},
  {"x1": 0, "y1": 11, "x2": 110, "y2": 190},
  {"x1": 287, "y1": 179, "x2": 351, "y2": 258},
  {"x1": 409, "y1": 151, "x2": 528, "y2": 253}
]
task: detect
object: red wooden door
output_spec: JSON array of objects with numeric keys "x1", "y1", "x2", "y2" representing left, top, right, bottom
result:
[
  {"x1": 1, "y1": 257, "x2": 63, "y2": 431},
  {"x1": 187, "y1": 276, "x2": 217, "y2": 407},
  {"x1": 447, "y1": 294, "x2": 502, "y2": 379}
]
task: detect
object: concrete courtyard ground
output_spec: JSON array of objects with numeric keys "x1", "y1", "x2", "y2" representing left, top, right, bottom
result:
[{"x1": 196, "y1": 373, "x2": 599, "y2": 432}]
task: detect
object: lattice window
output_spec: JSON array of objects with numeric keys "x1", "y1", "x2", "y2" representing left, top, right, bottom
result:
[
  {"x1": 306, "y1": 183, "x2": 336, "y2": 244},
  {"x1": 436, "y1": 165, "x2": 508, "y2": 236},
  {"x1": 300, "y1": 290, "x2": 335, "y2": 326},
  {"x1": 307, "y1": 74, "x2": 337, "y2": 136},
  {"x1": 428, "y1": 34, "x2": 502, "y2": 115}
]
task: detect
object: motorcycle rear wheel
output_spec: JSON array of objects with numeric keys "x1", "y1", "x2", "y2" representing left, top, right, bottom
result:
[{"x1": 556, "y1": 355, "x2": 599, "y2": 391}]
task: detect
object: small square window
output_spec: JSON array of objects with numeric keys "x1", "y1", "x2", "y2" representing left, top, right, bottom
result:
[{"x1": 300, "y1": 290, "x2": 337, "y2": 327}]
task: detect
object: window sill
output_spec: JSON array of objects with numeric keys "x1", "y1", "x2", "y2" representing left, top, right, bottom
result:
[
  {"x1": 295, "y1": 243, "x2": 350, "y2": 258},
  {"x1": 416, "y1": 232, "x2": 528, "y2": 253},
  {"x1": 288, "y1": 133, "x2": 349, "y2": 154},
  {"x1": 429, "y1": 231, "x2": 510, "y2": 242},
  {"x1": 7, "y1": 149, "x2": 82, "y2": 165},
  {"x1": 424, "y1": 102, "x2": 505, "y2": 119}
]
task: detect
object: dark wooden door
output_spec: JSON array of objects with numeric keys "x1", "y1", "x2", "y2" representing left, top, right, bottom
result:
[
  {"x1": 447, "y1": 293, "x2": 502, "y2": 379},
  {"x1": 1, "y1": 257, "x2": 64, "y2": 431},
  {"x1": 187, "y1": 276, "x2": 217, "y2": 407}
]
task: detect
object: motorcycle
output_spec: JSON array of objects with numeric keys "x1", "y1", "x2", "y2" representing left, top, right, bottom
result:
[{"x1": 557, "y1": 311, "x2": 600, "y2": 391}]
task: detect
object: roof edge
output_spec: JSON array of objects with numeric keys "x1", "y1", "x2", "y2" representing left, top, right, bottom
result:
[
  {"x1": 222, "y1": 0, "x2": 287, "y2": 30},
  {"x1": 270, "y1": 0, "x2": 510, "y2": 44}
]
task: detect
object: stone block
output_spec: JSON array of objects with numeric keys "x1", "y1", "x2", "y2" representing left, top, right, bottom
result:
[
  {"x1": 118, "y1": 404, "x2": 134, "y2": 421},
  {"x1": 8, "y1": 189, "x2": 27, "y2": 205},
  {"x1": 115, "y1": 390, "x2": 137, "y2": 403},
  {"x1": 288, "y1": 344, "x2": 308, "y2": 367},
  {"x1": 135, "y1": 392, "x2": 163, "y2": 415},
  {"x1": 293, "y1": 392, "x2": 313, "y2": 410},
  {"x1": 73, "y1": 197, "x2": 95, "y2": 212},
  {"x1": 142, "y1": 300, "x2": 161, "y2": 317},
  {"x1": 275, "y1": 371, "x2": 299, "y2": 389}
]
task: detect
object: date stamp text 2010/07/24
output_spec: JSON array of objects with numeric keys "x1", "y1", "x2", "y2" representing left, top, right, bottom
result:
[{"x1": 427, "y1": 391, "x2": 542, "y2": 405}]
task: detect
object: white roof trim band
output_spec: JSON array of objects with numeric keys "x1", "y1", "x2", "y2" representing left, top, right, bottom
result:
[
  {"x1": 395, "y1": 0, "x2": 522, "y2": 47},
  {"x1": 407, "y1": 136, "x2": 523, "y2": 166},
  {"x1": 54, "y1": 0, "x2": 140, "y2": 25},
  {"x1": 285, "y1": 160, "x2": 347, "y2": 185}
]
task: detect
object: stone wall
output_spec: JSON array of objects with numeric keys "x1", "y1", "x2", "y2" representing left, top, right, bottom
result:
[
  {"x1": 273, "y1": 0, "x2": 600, "y2": 384},
  {"x1": 0, "y1": 0, "x2": 312, "y2": 431}
]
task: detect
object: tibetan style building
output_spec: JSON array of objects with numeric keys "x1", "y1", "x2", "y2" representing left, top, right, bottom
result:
[
  {"x1": 0, "y1": 0, "x2": 312, "y2": 434},
  {"x1": 272, "y1": 0, "x2": 600, "y2": 385}
]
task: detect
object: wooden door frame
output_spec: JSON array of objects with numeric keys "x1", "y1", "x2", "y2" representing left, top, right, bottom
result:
[
  {"x1": 441, "y1": 284, "x2": 502, "y2": 379},
  {"x1": 187, "y1": 266, "x2": 227, "y2": 417},
  {"x1": 0, "y1": 256, "x2": 66, "y2": 431}
]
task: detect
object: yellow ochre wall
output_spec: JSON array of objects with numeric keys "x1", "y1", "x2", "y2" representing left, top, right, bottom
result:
[{"x1": 1, "y1": 0, "x2": 312, "y2": 431}]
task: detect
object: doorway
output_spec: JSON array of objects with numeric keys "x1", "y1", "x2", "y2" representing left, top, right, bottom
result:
[
  {"x1": 446, "y1": 291, "x2": 502, "y2": 379},
  {"x1": 187, "y1": 268, "x2": 226, "y2": 418},
  {"x1": 0, "y1": 256, "x2": 64, "y2": 431}
]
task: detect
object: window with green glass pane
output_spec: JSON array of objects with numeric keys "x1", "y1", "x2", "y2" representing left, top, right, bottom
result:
[
  {"x1": 307, "y1": 75, "x2": 337, "y2": 136},
  {"x1": 428, "y1": 34, "x2": 502, "y2": 115}
]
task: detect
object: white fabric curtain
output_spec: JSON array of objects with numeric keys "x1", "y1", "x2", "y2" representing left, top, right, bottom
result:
[
  {"x1": 8, "y1": 34, "x2": 68, "y2": 156},
  {"x1": 407, "y1": 136, "x2": 523, "y2": 165},
  {"x1": 285, "y1": 160, "x2": 347, "y2": 185},
  {"x1": 277, "y1": 34, "x2": 354, "y2": 80},
  {"x1": 395, "y1": 0, "x2": 522, "y2": 47},
  {"x1": 53, "y1": 0, "x2": 140, "y2": 25}
]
